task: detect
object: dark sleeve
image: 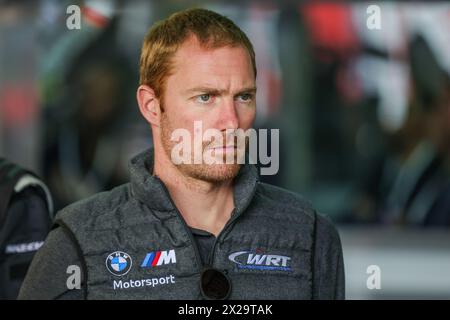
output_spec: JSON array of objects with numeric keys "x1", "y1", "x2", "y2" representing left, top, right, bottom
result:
[
  {"x1": 3, "y1": 188, "x2": 51, "y2": 299},
  {"x1": 17, "y1": 227, "x2": 84, "y2": 300},
  {"x1": 313, "y1": 213, "x2": 345, "y2": 300}
]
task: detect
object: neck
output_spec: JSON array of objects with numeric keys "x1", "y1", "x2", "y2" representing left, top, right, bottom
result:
[{"x1": 152, "y1": 142, "x2": 235, "y2": 237}]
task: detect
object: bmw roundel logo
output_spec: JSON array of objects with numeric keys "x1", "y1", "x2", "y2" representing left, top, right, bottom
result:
[{"x1": 106, "y1": 251, "x2": 132, "y2": 276}]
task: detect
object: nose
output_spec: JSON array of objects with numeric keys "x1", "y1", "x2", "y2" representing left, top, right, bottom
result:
[{"x1": 218, "y1": 97, "x2": 239, "y2": 131}]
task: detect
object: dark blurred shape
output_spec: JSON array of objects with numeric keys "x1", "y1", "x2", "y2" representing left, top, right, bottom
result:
[
  {"x1": 42, "y1": 17, "x2": 136, "y2": 210},
  {"x1": 350, "y1": 34, "x2": 450, "y2": 226},
  {"x1": 398, "y1": 34, "x2": 450, "y2": 225},
  {"x1": 0, "y1": 158, "x2": 53, "y2": 299}
]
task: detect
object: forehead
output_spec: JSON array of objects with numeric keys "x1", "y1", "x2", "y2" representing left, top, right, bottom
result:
[{"x1": 168, "y1": 36, "x2": 255, "y2": 90}]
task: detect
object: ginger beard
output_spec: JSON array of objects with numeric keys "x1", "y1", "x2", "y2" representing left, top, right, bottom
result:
[{"x1": 160, "y1": 111, "x2": 245, "y2": 183}]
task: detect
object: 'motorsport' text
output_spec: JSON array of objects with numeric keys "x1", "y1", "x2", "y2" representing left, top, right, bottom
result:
[{"x1": 113, "y1": 274, "x2": 175, "y2": 290}]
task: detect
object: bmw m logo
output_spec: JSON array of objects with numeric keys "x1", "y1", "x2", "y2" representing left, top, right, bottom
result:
[{"x1": 106, "y1": 251, "x2": 132, "y2": 276}]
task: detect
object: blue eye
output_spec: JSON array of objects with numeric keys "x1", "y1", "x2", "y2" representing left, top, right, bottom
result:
[
  {"x1": 237, "y1": 93, "x2": 253, "y2": 102},
  {"x1": 197, "y1": 94, "x2": 211, "y2": 103}
]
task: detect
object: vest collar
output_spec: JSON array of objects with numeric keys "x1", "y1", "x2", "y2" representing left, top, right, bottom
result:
[{"x1": 129, "y1": 148, "x2": 259, "y2": 217}]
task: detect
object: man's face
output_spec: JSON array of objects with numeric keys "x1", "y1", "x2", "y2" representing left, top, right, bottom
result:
[{"x1": 160, "y1": 36, "x2": 256, "y2": 182}]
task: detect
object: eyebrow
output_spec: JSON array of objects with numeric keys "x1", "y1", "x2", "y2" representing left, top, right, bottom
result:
[{"x1": 184, "y1": 86, "x2": 257, "y2": 96}]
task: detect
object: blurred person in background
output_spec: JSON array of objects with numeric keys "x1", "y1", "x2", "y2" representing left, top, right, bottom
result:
[
  {"x1": 41, "y1": 8, "x2": 138, "y2": 210},
  {"x1": 351, "y1": 34, "x2": 450, "y2": 226},
  {"x1": 0, "y1": 158, "x2": 53, "y2": 299},
  {"x1": 380, "y1": 34, "x2": 450, "y2": 226}
]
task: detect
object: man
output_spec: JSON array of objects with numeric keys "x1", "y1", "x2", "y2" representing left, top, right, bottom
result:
[
  {"x1": 0, "y1": 158, "x2": 53, "y2": 299},
  {"x1": 19, "y1": 8, "x2": 344, "y2": 300}
]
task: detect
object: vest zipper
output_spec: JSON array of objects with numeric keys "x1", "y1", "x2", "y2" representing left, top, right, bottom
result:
[
  {"x1": 206, "y1": 208, "x2": 238, "y2": 267},
  {"x1": 207, "y1": 182, "x2": 258, "y2": 267},
  {"x1": 156, "y1": 179, "x2": 204, "y2": 273},
  {"x1": 155, "y1": 176, "x2": 258, "y2": 271}
]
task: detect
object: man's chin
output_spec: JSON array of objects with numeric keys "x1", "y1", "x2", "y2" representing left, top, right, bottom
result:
[{"x1": 179, "y1": 163, "x2": 242, "y2": 183}]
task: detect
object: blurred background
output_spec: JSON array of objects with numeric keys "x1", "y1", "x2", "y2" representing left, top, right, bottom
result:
[{"x1": 0, "y1": 0, "x2": 449, "y2": 299}]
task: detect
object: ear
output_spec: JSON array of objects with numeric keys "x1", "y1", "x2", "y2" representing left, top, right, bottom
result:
[{"x1": 137, "y1": 85, "x2": 161, "y2": 127}]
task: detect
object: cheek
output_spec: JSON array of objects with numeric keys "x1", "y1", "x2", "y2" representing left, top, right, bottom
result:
[
  {"x1": 163, "y1": 98, "x2": 194, "y2": 130},
  {"x1": 238, "y1": 107, "x2": 256, "y2": 129}
]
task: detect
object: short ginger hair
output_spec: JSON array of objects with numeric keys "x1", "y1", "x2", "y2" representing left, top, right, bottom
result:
[{"x1": 139, "y1": 8, "x2": 257, "y2": 100}]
